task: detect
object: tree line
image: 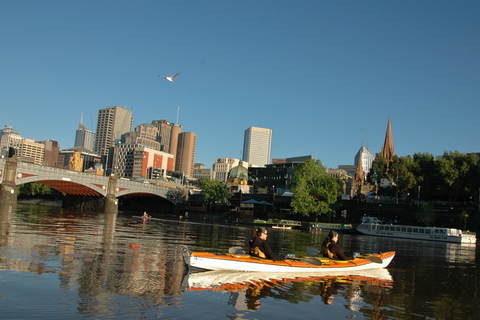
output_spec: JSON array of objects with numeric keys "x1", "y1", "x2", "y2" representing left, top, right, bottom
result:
[{"x1": 368, "y1": 151, "x2": 479, "y2": 203}]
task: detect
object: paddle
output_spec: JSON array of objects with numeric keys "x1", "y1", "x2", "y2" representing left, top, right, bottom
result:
[
  {"x1": 295, "y1": 257, "x2": 322, "y2": 266},
  {"x1": 306, "y1": 247, "x2": 382, "y2": 264},
  {"x1": 228, "y1": 247, "x2": 246, "y2": 254},
  {"x1": 306, "y1": 247, "x2": 320, "y2": 257},
  {"x1": 228, "y1": 247, "x2": 322, "y2": 265}
]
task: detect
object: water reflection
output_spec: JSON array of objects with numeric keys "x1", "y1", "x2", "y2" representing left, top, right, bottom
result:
[
  {"x1": 188, "y1": 269, "x2": 393, "y2": 311},
  {"x1": 0, "y1": 205, "x2": 478, "y2": 319}
]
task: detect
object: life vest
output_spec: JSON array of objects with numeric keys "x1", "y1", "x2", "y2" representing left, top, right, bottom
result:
[
  {"x1": 250, "y1": 246, "x2": 266, "y2": 259},
  {"x1": 323, "y1": 241, "x2": 334, "y2": 259}
]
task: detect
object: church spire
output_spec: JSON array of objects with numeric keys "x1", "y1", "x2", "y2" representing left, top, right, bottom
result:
[{"x1": 381, "y1": 117, "x2": 395, "y2": 163}]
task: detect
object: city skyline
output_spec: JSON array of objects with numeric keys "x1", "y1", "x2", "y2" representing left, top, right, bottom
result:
[{"x1": 2, "y1": 2, "x2": 479, "y2": 168}]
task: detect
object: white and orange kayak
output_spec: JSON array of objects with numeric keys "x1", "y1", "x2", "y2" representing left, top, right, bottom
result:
[{"x1": 187, "y1": 250, "x2": 395, "y2": 273}]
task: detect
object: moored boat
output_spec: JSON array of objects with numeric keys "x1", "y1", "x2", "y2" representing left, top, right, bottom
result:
[
  {"x1": 187, "y1": 249, "x2": 395, "y2": 272},
  {"x1": 253, "y1": 219, "x2": 302, "y2": 229},
  {"x1": 309, "y1": 222, "x2": 354, "y2": 232},
  {"x1": 357, "y1": 217, "x2": 476, "y2": 244},
  {"x1": 272, "y1": 225, "x2": 292, "y2": 230}
]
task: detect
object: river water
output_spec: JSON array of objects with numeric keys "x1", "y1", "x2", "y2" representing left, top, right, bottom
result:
[{"x1": 0, "y1": 204, "x2": 478, "y2": 319}]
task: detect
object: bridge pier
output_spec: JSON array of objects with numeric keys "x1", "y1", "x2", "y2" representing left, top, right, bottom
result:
[
  {"x1": 105, "y1": 175, "x2": 118, "y2": 214},
  {"x1": 0, "y1": 157, "x2": 18, "y2": 205}
]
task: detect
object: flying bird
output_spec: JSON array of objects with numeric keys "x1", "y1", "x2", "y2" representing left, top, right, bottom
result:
[{"x1": 159, "y1": 72, "x2": 181, "y2": 82}]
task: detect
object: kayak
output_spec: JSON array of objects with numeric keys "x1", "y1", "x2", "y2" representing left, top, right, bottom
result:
[
  {"x1": 187, "y1": 250, "x2": 395, "y2": 272},
  {"x1": 188, "y1": 268, "x2": 393, "y2": 291}
]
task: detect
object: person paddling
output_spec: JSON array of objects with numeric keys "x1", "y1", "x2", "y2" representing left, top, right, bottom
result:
[
  {"x1": 322, "y1": 231, "x2": 354, "y2": 260},
  {"x1": 249, "y1": 227, "x2": 286, "y2": 261}
]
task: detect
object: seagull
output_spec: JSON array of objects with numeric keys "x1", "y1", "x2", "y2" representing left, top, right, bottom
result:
[{"x1": 159, "y1": 72, "x2": 181, "y2": 82}]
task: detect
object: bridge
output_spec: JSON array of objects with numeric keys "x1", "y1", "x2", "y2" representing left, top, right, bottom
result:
[{"x1": 0, "y1": 157, "x2": 181, "y2": 213}]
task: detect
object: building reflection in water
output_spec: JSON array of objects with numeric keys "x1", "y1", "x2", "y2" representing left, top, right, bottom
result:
[{"x1": 0, "y1": 203, "x2": 15, "y2": 248}]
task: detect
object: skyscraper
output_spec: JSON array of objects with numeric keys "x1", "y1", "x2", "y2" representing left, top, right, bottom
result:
[
  {"x1": 75, "y1": 114, "x2": 95, "y2": 151},
  {"x1": 354, "y1": 144, "x2": 374, "y2": 178},
  {"x1": 151, "y1": 119, "x2": 181, "y2": 153},
  {"x1": 175, "y1": 132, "x2": 196, "y2": 177},
  {"x1": 94, "y1": 106, "x2": 133, "y2": 157},
  {"x1": 242, "y1": 126, "x2": 272, "y2": 167}
]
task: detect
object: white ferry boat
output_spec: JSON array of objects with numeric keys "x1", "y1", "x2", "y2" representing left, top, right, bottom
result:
[{"x1": 357, "y1": 217, "x2": 476, "y2": 244}]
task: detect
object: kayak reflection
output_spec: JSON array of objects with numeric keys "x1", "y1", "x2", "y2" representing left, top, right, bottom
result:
[{"x1": 188, "y1": 269, "x2": 393, "y2": 311}]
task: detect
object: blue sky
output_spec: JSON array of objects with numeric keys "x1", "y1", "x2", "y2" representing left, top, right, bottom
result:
[{"x1": 1, "y1": 1, "x2": 479, "y2": 168}]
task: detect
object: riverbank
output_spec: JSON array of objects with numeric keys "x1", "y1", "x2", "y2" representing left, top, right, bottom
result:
[{"x1": 17, "y1": 198, "x2": 63, "y2": 207}]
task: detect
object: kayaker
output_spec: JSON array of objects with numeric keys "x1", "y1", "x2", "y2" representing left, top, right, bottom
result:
[
  {"x1": 248, "y1": 229, "x2": 259, "y2": 249},
  {"x1": 249, "y1": 227, "x2": 286, "y2": 261},
  {"x1": 322, "y1": 231, "x2": 354, "y2": 260}
]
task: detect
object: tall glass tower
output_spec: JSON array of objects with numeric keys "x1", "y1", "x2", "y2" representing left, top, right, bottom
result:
[{"x1": 242, "y1": 126, "x2": 272, "y2": 167}]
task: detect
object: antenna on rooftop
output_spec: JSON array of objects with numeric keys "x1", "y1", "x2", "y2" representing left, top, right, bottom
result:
[{"x1": 176, "y1": 106, "x2": 180, "y2": 124}]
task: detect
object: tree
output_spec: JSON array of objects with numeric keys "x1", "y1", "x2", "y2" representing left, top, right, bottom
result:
[
  {"x1": 436, "y1": 151, "x2": 479, "y2": 202},
  {"x1": 198, "y1": 178, "x2": 231, "y2": 209},
  {"x1": 17, "y1": 182, "x2": 63, "y2": 199},
  {"x1": 415, "y1": 203, "x2": 437, "y2": 226},
  {"x1": 290, "y1": 159, "x2": 342, "y2": 219}
]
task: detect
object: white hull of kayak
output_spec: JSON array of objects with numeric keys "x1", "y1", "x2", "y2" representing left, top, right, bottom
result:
[{"x1": 189, "y1": 252, "x2": 395, "y2": 272}]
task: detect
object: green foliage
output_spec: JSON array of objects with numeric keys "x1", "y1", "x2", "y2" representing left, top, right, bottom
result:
[
  {"x1": 290, "y1": 159, "x2": 342, "y2": 218},
  {"x1": 198, "y1": 178, "x2": 232, "y2": 206},
  {"x1": 370, "y1": 151, "x2": 480, "y2": 203},
  {"x1": 415, "y1": 203, "x2": 437, "y2": 226},
  {"x1": 17, "y1": 183, "x2": 63, "y2": 198}
]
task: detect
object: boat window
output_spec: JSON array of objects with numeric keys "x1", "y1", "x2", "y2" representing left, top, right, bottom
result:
[
  {"x1": 379, "y1": 226, "x2": 384, "y2": 230},
  {"x1": 419, "y1": 229, "x2": 425, "y2": 234},
  {"x1": 413, "y1": 228, "x2": 418, "y2": 233},
  {"x1": 425, "y1": 229, "x2": 431, "y2": 234},
  {"x1": 396, "y1": 227, "x2": 401, "y2": 232},
  {"x1": 401, "y1": 227, "x2": 407, "y2": 232},
  {"x1": 407, "y1": 227, "x2": 412, "y2": 232}
]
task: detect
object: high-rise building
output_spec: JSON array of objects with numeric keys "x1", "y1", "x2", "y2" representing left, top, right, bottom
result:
[
  {"x1": 94, "y1": 106, "x2": 133, "y2": 157},
  {"x1": 242, "y1": 126, "x2": 272, "y2": 167},
  {"x1": 354, "y1": 144, "x2": 374, "y2": 179},
  {"x1": 193, "y1": 163, "x2": 215, "y2": 181},
  {"x1": 15, "y1": 138, "x2": 45, "y2": 165},
  {"x1": 213, "y1": 158, "x2": 240, "y2": 182},
  {"x1": 122, "y1": 123, "x2": 161, "y2": 151},
  {"x1": 74, "y1": 114, "x2": 95, "y2": 151},
  {"x1": 0, "y1": 126, "x2": 21, "y2": 158},
  {"x1": 175, "y1": 132, "x2": 196, "y2": 177},
  {"x1": 111, "y1": 143, "x2": 174, "y2": 179},
  {"x1": 151, "y1": 119, "x2": 181, "y2": 153},
  {"x1": 38, "y1": 140, "x2": 60, "y2": 167}
]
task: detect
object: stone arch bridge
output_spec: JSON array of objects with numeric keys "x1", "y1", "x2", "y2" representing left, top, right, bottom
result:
[{"x1": 0, "y1": 158, "x2": 180, "y2": 213}]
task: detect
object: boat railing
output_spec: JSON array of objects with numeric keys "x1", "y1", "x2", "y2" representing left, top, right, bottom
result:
[{"x1": 360, "y1": 223, "x2": 476, "y2": 238}]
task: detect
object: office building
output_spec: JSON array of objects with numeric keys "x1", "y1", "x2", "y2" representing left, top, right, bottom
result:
[
  {"x1": 74, "y1": 114, "x2": 95, "y2": 151},
  {"x1": 213, "y1": 158, "x2": 241, "y2": 182},
  {"x1": 38, "y1": 140, "x2": 60, "y2": 167},
  {"x1": 242, "y1": 126, "x2": 272, "y2": 167},
  {"x1": 0, "y1": 126, "x2": 21, "y2": 158},
  {"x1": 15, "y1": 138, "x2": 45, "y2": 165},
  {"x1": 151, "y1": 119, "x2": 181, "y2": 153},
  {"x1": 111, "y1": 143, "x2": 174, "y2": 179},
  {"x1": 175, "y1": 132, "x2": 196, "y2": 177},
  {"x1": 58, "y1": 147, "x2": 102, "y2": 172},
  {"x1": 122, "y1": 123, "x2": 161, "y2": 151},
  {"x1": 94, "y1": 106, "x2": 133, "y2": 157},
  {"x1": 193, "y1": 163, "x2": 215, "y2": 181},
  {"x1": 354, "y1": 144, "x2": 375, "y2": 179}
]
